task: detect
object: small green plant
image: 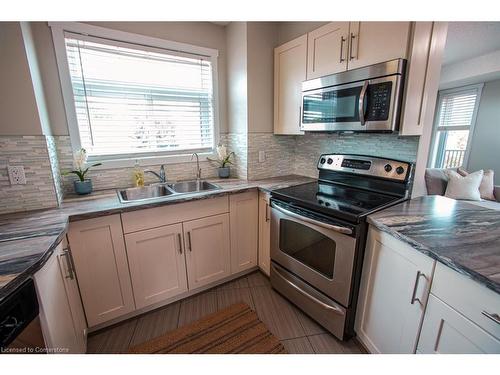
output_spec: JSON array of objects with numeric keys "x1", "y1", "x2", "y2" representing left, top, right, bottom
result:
[
  {"x1": 207, "y1": 144, "x2": 235, "y2": 168},
  {"x1": 62, "y1": 148, "x2": 102, "y2": 181}
]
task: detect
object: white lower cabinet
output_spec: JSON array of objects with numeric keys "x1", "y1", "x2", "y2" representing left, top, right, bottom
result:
[
  {"x1": 68, "y1": 215, "x2": 135, "y2": 327},
  {"x1": 230, "y1": 191, "x2": 258, "y2": 274},
  {"x1": 418, "y1": 295, "x2": 500, "y2": 353},
  {"x1": 355, "y1": 227, "x2": 435, "y2": 353},
  {"x1": 34, "y1": 242, "x2": 86, "y2": 353},
  {"x1": 125, "y1": 223, "x2": 188, "y2": 309},
  {"x1": 184, "y1": 213, "x2": 231, "y2": 290},
  {"x1": 258, "y1": 191, "x2": 271, "y2": 276}
]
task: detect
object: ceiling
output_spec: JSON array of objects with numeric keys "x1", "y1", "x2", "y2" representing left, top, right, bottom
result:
[{"x1": 443, "y1": 22, "x2": 500, "y2": 66}]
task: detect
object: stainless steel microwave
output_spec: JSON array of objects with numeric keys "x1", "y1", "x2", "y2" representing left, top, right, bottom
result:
[{"x1": 300, "y1": 59, "x2": 407, "y2": 132}]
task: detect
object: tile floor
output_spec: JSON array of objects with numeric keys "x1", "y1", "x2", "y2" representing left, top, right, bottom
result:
[{"x1": 87, "y1": 271, "x2": 367, "y2": 354}]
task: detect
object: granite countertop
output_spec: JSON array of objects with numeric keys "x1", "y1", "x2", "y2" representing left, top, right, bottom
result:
[
  {"x1": 368, "y1": 195, "x2": 500, "y2": 295},
  {"x1": 0, "y1": 175, "x2": 314, "y2": 301}
]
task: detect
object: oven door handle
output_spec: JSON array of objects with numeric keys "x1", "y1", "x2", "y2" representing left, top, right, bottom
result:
[
  {"x1": 272, "y1": 264, "x2": 345, "y2": 315},
  {"x1": 359, "y1": 80, "x2": 369, "y2": 126},
  {"x1": 271, "y1": 203, "x2": 353, "y2": 235}
]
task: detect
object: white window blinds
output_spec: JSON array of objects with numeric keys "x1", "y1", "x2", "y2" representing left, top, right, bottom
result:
[
  {"x1": 436, "y1": 88, "x2": 480, "y2": 130},
  {"x1": 64, "y1": 32, "x2": 215, "y2": 158}
]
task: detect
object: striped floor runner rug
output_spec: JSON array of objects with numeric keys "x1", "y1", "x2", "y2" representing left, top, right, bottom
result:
[{"x1": 128, "y1": 302, "x2": 287, "y2": 354}]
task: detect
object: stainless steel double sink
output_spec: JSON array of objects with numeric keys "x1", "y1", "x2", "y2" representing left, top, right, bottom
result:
[{"x1": 117, "y1": 180, "x2": 220, "y2": 203}]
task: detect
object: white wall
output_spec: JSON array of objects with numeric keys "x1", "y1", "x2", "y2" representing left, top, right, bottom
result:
[
  {"x1": 247, "y1": 22, "x2": 278, "y2": 133},
  {"x1": 277, "y1": 22, "x2": 328, "y2": 45},
  {"x1": 0, "y1": 22, "x2": 43, "y2": 136},
  {"x1": 467, "y1": 79, "x2": 500, "y2": 184},
  {"x1": 225, "y1": 22, "x2": 248, "y2": 134}
]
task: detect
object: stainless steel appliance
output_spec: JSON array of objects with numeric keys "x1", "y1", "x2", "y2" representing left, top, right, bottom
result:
[
  {"x1": 301, "y1": 59, "x2": 407, "y2": 132},
  {"x1": 270, "y1": 154, "x2": 413, "y2": 340}
]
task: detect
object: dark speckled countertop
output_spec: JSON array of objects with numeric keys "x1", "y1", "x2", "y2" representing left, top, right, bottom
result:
[
  {"x1": 368, "y1": 195, "x2": 500, "y2": 295},
  {"x1": 0, "y1": 175, "x2": 314, "y2": 301}
]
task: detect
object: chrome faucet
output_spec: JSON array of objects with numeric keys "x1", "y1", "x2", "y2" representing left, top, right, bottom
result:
[
  {"x1": 145, "y1": 164, "x2": 166, "y2": 183},
  {"x1": 191, "y1": 153, "x2": 202, "y2": 180}
]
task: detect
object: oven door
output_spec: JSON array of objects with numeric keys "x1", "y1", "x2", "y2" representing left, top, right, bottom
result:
[
  {"x1": 301, "y1": 75, "x2": 401, "y2": 132},
  {"x1": 270, "y1": 201, "x2": 356, "y2": 307}
]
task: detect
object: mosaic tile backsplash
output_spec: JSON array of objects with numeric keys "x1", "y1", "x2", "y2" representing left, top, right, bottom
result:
[
  {"x1": 0, "y1": 132, "x2": 419, "y2": 213},
  {"x1": 0, "y1": 136, "x2": 58, "y2": 214}
]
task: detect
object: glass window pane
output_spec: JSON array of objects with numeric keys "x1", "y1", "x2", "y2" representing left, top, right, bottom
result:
[{"x1": 436, "y1": 130, "x2": 469, "y2": 168}]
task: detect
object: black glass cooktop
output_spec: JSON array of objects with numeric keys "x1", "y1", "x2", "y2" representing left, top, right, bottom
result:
[{"x1": 272, "y1": 181, "x2": 400, "y2": 222}]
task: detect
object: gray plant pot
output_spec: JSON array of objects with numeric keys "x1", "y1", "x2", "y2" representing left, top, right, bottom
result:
[
  {"x1": 218, "y1": 167, "x2": 230, "y2": 179},
  {"x1": 74, "y1": 179, "x2": 93, "y2": 195}
]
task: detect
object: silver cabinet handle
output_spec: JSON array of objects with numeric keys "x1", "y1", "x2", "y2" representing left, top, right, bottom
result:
[
  {"x1": 349, "y1": 32, "x2": 356, "y2": 60},
  {"x1": 298, "y1": 105, "x2": 302, "y2": 130},
  {"x1": 61, "y1": 249, "x2": 74, "y2": 280},
  {"x1": 177, "y1": 233, "x2": 183, "y2": 254},
  {"x1": 271, "y1": 202, "x2": 352, "y2": 235},
  {"x1": 410, "y1": 271, "x2": 426, "y2": 305},
  {"x1": 187, "y1": 231, "x2": 192, "y2": 252},
  {"x1": 339, "y1": 36, "x2": 346, "y2": 63},
  {"x1": 272, "y1": 264, "x2": 344, "y2": 315},
  {"x1": 358, "y1": 80, "x2": 369, "y2": 126},
  {"x1": 482, "y1": 311, "x2": 500, "y2": 325}
]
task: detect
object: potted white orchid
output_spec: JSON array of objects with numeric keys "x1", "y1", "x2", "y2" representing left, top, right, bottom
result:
[
  {"x1": 207, "y1": 144, "x2": 235, "y2": 178},
  {"x1": 62, "y1": 148, "x2": 102, "y2": 195}
]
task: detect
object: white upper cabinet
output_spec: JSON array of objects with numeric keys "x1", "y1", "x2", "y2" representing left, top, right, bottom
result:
[
  {"x1": 400, "y1": 22, "x2": 448, "y2": 136},
  {"x1": 184, "y1": 213, "x2": 231, "y2": 290},
  {"x1": 67, "y1": 215, "x2": 135, "y2": 327},
  {"x1": 125, "y1": 223, "x2": 188, "y2": 310},
  {"x1": 347, "y1": 22, "x2": 411, "y2": 70},
  {"x1": 230, "y1": 191, "x2": 258, "y2": 274},
  {"x1": 306, "y1": 22, "x2": 350, "y2": 79},
  {"x1": 356, "y1": 227, "x2": 435, "y2": 353},
  {"x1": 274, "y1": 34, "x2": 307, "y2": 135}
]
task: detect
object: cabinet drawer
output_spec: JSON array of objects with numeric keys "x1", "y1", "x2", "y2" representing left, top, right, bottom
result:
[
  {"x1": 121, "y1": 196, "x2": 229, "y2": 233},
  {"x1": 431, "y1": 262, "x2": 500, "y2": 339}
]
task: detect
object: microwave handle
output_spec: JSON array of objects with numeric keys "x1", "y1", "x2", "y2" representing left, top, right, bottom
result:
[{"x1": 359, "y1": 81, "x2": 369, "y2": 126}]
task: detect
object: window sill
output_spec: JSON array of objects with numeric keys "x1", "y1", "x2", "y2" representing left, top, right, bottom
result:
[{"x1": 87, "y1": 151, "x2": 217, "y2": 170}]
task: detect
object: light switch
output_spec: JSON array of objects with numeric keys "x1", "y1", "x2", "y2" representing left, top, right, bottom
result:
[{"x1": 8, "y1": 166, "x2": 26, "y2": 185}]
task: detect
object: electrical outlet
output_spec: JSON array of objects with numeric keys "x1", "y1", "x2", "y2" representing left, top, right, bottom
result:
[
  {"x1": 258, "y1": 151, "x2": 266, "y2": 163},
  {"x1": 7, "y1": 166, "x2": 26, "y2": 185}
]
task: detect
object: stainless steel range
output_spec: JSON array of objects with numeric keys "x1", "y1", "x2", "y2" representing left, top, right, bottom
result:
[{"x1": 270, "y1": 154, "x2": 413, "y2": 340}]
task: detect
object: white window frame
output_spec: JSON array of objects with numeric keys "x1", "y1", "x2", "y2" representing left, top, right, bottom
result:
[
  {"x1": 428, "y1": 83, "x2": 483, "y2": 169},
  {"x1": 49, "y1": 22, "x2": 220, "y2": 169}
]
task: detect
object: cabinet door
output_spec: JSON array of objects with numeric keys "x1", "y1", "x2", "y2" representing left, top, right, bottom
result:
[
  {"x1": 400, "y1": 22, "x2": 448, "y2": 136},
  {"x1": 68, "y1": 215, "x2": 135, "y2": 327},
  {"x1": 184, "y1": 213, "x2": 231, "y2": 290},
  {"x1": 307, "y1": 22, "x2": 349, "y2": 79},
  {"x1": 258, "y1": 191, "x2": 271, "y2": 276},
  {"x1": 347, "y1": 22, "x2": 411, "y2": 70},
  {"x1": 58, "y1": 238, "x2": 87, "y2": 352},
  {"x1": 274, "y1": 34, "x2": 307, "y2": 135},
  {"x1": 418, "y1": 295, "x2": 500, "y2": 353},
  {"x1": 230, "y1": 191, "x2": 258, "y2": 274},
  {"x1": 355, "y1": 227, "x2": 435, "y2": 353},
  {"x1": 34, "y1": 243, "x2": 82, "y2": 353},
  {"x1": 125, "y1": 223, "x2": 188, "y2": 309}
]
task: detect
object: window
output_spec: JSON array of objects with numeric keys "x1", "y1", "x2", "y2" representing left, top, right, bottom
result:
[
  {"x1": 430, "y1": 84, "x2": 483, "y2": 169},
  {"x1": 51, "y1": 23, "x2": 218, "y2": 163}
]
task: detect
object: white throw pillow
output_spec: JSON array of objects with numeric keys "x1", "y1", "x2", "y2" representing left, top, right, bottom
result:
[
  {"x1": 457, "y1": 167, "x2": 496, "y2": 201},
  {"x1": 444, "y1": 170, "x2": 483, "y2": 201}
]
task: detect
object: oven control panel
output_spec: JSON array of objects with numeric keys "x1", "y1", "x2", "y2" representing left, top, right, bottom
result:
[{"x1": 318, "y1": 154, "x2": 411, "y2": 181}]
